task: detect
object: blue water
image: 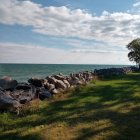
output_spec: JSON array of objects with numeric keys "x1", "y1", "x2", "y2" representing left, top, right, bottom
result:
[{"x1": 0, "y1": 64, "x2": 131, "y2": 82}]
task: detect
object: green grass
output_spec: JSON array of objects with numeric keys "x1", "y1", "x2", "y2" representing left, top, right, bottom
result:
[{"x1": 0, "y1": 73, "x2": 140, "y2": 140}]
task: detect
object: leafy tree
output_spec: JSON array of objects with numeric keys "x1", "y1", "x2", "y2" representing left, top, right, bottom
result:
[{"x1": 127, "y1": 38, "x2": 140, "y2": 69}]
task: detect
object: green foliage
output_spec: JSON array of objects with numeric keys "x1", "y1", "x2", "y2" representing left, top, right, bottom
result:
[{"x1": 127, "y1": 38, "x2": 140, "y2": 67}]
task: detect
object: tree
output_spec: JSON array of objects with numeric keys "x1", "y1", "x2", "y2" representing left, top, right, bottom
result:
[{"x1": 127, "y1": 38, "x2": 140, "y2": 69}]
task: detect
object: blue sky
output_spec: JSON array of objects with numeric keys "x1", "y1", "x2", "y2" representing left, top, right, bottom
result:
[{"x1": 0, "y1": 0, "x2": 140, "y2": 64}]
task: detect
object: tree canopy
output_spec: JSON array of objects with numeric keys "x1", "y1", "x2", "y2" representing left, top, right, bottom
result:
[{"x1": 127, "y1": 38, "x2": 140, "y2": 69}]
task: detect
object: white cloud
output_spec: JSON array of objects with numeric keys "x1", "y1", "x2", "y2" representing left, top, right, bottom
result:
[
  {"x1": 0, "y1": 42, "x2": 132, "y2": 64},
  {"x1": 0, "y1": 0, "x2": 140, "y2": 47},
  {"x1": 63, "y1": 38, "x2": 127, "y2": 52},
  {"x1": 133, "y1": 1, "x2": 140, "y2": 7},
  {"x1": 129, "y1": 1, "x2": 140, "y2": 14},
  {"x1": 0, "y1": 0, "x2": 140, "y2": 64}
]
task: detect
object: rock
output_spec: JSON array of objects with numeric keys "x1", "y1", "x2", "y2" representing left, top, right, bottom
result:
[
  {"x1": 68, "y1": 79, "x2": 79, "y2": 86},
  {"x1": 94, "y1": 68, "x2": 128, "y2": 76},
  {"x1": 12, "y1": 90, "x2": 33, "y2": 102},
  {"x1": 0, "y1": 76, "x2": 18, "y2": 91},
  {"x1": 39, "y1": 88, "x2": 52, "y2": 100},
  {"x1": 72, "y1": 76, "x2": 79, "y2": 81},
  {"x1": 53, "y1": 75, "x2": 65, "y2": 81},
  {"x1": 77, "y1": 80, "x2": 84, "y2": 85},
  {"x1": 51, "y1": 88, "x2": 59, "y2": 94},
  {"x1": 47, "y1": 77, "x2": 67, "y2": 90},
  {"x1": 19, "y1": 96, "x2": 32, "y2": 104},
  {"x1": 0, "y1": 87, "x2": 5, "y2": 93},
  {"x1": 70, "y1": 73, "x2": 74, "y2": 78},
  {"x1": 81, "y1": 77, "x2": 86, "y2": 83},
  {"x1": 55, "y1": 80, "x2": 67, "y2": 89},
  {"x1": 67, "y1": 78, "x2": 74, "y2": 86},
  {"x1": 63, "y1": 80, "x2": 70, "y2": 88},
  {"x1": 15, "y1": 83, "x2": 31, "y2": 90},
  {"x1": 48, "y1": 84, "x2": 55, "y2": 91},
  {"x1": 43, "y1": 79, "x2": 49, "y2": 86},
  {"x1": 12, "y1": 84, "x2": 37, "y2": 103},
  {"x1": 0, "y1": 93, "x2": 21, "y2": 113},
  {"x1": 75, "y1": 73, "x2": 81, "y2": 79},
  {"x1": 28, "y1": 78, "x2": 44, "y2": 87},
  {"x1": 44, "y1": 81, "x2": 55, "y2": 92},
  {"x1": 44, "y1": 81, "x2": 49, "y2": 88},
  {"x1": 46, "y1": 77, "x2": 57, "y2": 85}
]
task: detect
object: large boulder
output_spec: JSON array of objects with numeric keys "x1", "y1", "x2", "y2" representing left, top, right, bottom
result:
[
  {"x1": 0, "y1": 87, "x2": 5, "y2": 93},
  {"x1": 0, "y1": 76, "x2": 18, "y2": 91},
  {"x1": 0, "y1": 92, "x2": 21, "y2": 113},
  {"x1": 46, "y1": 77, "x2": 67, "y2": 90},
  {"x1": 55, "y1": 80, "x2": 67, "y2": 90},
  {"x1": 67, "y1": 78, "x2": 74, "y2": 86},
  {"x1": 63, "y1": 80, "x2": 70, "y2": 88},
  {"x1": 46, "y1": 77, "x2": 57, "y2": 85},
  {"x1": 12, "y1": 83, "x2": 37, "y2": 104},
  {"x1": 51, "y1": 88, "x2": 59, "y2": 94},
  {"x1": 80, "y1": 77, "x2": 86, "y2": 83},
  {"x1": 19, "y1": 96, "x2": 32, "y2": 104},
  {"x1": 67, "y1": 78, "x2": 79, "y2": 86},
  {"x1": 49, "y1": 84, "x2": 55, "y2": 91},
  {"x1": 15, "y1": 83, "x2": 31, "y2": 90},
  {"x1": 75, "y1": 73, "x2": 82, "y2": 79},
  {"x1": 44, "y1": 80, "x2": 55, "y2": 91},
  {"x1": 39, "y1": 88, "x2": 52, "y2": 100},
  {"x1": 72, "y1": 76, "x2": 79, "y2": 81},
  {"x1": 28, "y1": 78, "x2": 44, "y2": 87}
]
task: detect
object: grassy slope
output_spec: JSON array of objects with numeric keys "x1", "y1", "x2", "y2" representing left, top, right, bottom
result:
[{"x1": 0, "y1": 73, "x2": 140, "y2": 140}]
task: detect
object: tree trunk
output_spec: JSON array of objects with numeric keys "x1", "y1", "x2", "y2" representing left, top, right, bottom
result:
[{"x1": 139, "y1": 63, "x2": 140, "y2": 70}]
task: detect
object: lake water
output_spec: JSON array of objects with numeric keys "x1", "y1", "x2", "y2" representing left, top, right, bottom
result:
[{"x1": 0, "y1": 64, "x2": 131, "y2": 82}]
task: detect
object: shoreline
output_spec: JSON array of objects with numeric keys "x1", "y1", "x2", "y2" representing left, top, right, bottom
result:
[{"x1": 0, "y1": 66, "x2": 139, "y2": 114}]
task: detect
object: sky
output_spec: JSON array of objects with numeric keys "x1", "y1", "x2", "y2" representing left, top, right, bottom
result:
[{"x1": 0, "y1": 0, "x2": 140, "y2": 64}]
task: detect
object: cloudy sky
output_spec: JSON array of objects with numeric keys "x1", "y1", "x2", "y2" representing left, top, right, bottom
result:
[{"x1": 0, "y1": 0, "x2": 140, "y2": 64}]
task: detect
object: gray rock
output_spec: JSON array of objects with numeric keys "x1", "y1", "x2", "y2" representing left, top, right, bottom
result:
[
  {"x1": 0, "y1": 76, "x2": 18, "y2": 91},
  {"x1": 12, "y1": 85, "x2": 37, "y2": 103},
  {"x1": 72, "y1": 76, "x2": 79, "y2": 81},
  {"x1": 51, "y1": 88, "x2": 59, "y2": 94},
  {"x1": 47, "y1": 77, "x2": 57, "y2": 85},
  {"x1": 53, "y1": 75, "x2": 65, "y2": 81},
  {"x1": 67, "y1": 78, "x2": 74, "y2": 86},
  {"x1": 28, "y1": 78, "x2": 44, "y2": 87},
  {"x1": 15, "y1": 83, "x2": 31, "y2": 90},
  {"x1": 19, "y1": 96, "x2": 32, "y2": 104},
  {"x1": 39, "y1": 88, "x2": 52, "y2": 100},
  {"x1": 0, "y1": 87, "x2": 5, "y2": 93},
  {"x1": 55, "y1": 80, "x2": 67, "y2": 89},
  {"x1": 0, "y1": 93, "x2": 21, "y2": 113},
  {"x1": 44, "y1": 82, "x2": 50, "y2": 89},
  {"x1": 48, "y1": 84, "x2": 55, "y2": 91},
  {"x1": 77, "y1": 80, "x2": 84, "y2": 85},
  {"x1": 44, "y1": 81, "x2": 55, "y2": 91},
  {"x1": 63, "y1": 80, "x2": 70, "y2": 88}
]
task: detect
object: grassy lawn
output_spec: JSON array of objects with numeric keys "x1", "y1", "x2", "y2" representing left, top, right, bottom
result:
[{"x1": 0, "y1": 73, "x2": 140, "y2": 140}]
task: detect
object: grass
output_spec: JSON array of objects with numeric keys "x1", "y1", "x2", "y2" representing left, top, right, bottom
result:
[{"x1": 0, "y1": 73, "x2": 140, "y2": 140}]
